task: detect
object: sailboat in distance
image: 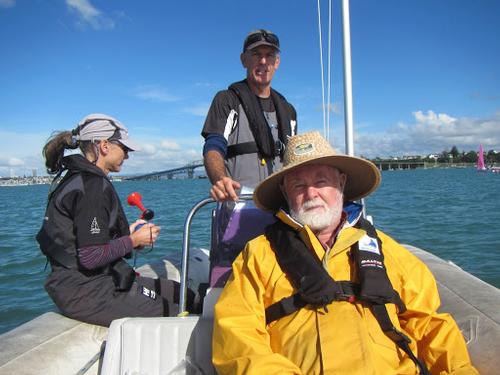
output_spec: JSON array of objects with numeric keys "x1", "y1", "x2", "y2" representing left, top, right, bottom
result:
[{"x1": 477, "y1": 144, "x2": 487, "y2": 171}]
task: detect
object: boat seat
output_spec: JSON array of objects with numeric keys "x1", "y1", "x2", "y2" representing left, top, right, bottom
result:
[
  {"x1": 209, "y1": 200, "x2": 275, "y2": 287},
  {"x1": 0, "y1": 312, "x2": 107, "y2": 375},
  {"x1": 101, "y1": 315, "x2": 214, "y2": 375}
]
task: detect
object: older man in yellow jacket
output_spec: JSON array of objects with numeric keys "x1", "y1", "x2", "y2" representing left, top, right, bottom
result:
[{"x1": 212, "y1": 131, "x2": 477, "y2": 374}]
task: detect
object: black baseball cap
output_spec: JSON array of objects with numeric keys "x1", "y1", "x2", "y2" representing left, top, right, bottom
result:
[{"x1": 243, "y1": 29, "x2": 280, "y2": 52}]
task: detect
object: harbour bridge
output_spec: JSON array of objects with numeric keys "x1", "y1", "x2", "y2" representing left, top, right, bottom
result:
[{"x1": 125, "y1": 160, "x2": 204, "y2": 181}]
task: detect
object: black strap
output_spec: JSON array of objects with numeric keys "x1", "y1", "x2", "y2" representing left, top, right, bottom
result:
[
  {"x1": 265, "y1": 281, "x2": 359, "y2": 325},
  {"x1": 109, "y1": 259, "x2": 136, "y2": 291},
  {"x1": 371, "y1": 305, "x2": 431, "y2": 375},
  {"x1": 226, "y1": 141, "x2": 259, "y2": 158},
  {"x1": 228, "y1": 80, "x2": 294, "y2": 158},
  {"x1": 264, "y1": 220, "x2": 361, "y2": 323},
  {"x1": 353, "y1": 218, "x2": 406, "y2": 312},
  {"x1": 265, "y1": 294, "x2": 307, "y2": 325}
]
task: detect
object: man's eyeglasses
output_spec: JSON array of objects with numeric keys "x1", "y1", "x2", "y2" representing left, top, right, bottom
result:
[{"x1": 244, "y1": 30, "x2": 280, "y2": 51}]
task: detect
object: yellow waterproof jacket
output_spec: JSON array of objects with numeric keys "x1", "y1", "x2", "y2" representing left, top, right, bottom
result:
[{"x1": 212, "y1": 211, "x2": 478, "y2": 374}]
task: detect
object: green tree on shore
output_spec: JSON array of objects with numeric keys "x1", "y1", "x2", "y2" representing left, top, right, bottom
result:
[
  {"x1": 450, "y1": 146, "x2": 459, "y2": 162},
  {"x1": 370, "y1": 147, "x2": 499, "y2": 164}
]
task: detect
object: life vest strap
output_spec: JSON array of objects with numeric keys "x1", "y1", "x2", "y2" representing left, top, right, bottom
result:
[
  {"x1": 228, "y1": 80, "x2": 294, "y2": 159},
  {"x1": 371, "y1": 304, "x2": 431, "y2": 374},
  {"x1": 265, "y1": 281, "x2": 358, "y2": 325},
  {"x1": 226, "y1": 141, "x2": 259, "y2": 158},
  {"x1": 265, "y1": 294, "x2": 307, "y2": 325}
]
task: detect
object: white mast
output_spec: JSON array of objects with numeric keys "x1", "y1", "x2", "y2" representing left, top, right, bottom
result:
[{"x1": 341, "y1": 0, "x2": 354, "y2": 156}]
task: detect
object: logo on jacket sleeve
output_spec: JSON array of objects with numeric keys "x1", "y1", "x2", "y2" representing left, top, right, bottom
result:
[
  {"x1": 358, "y1": 234, "x2": 380, "y2": 254},
  {"x1": 90, "y1": 217, "x2": 101, "y2": 234}
]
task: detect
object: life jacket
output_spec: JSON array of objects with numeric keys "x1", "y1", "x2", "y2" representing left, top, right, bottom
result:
[
  {"x1": 36, "y1": 155, "x2": 136, "y2": 291},
  {"x1": 226, "y1": 80, "x2": 296, "y2": 159},
  {"x1": 264, "y1": 217, "x2": 431, "y2": 375}
]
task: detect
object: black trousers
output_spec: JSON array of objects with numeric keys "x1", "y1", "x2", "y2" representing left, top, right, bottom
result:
[{"x1": 46, "y1": 271, "x2": 196, "y2": 327}]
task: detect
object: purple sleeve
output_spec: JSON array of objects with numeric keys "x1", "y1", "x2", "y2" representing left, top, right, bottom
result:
[{"x1": 77, "y1": 235, "x2": 134, "y2": 270}]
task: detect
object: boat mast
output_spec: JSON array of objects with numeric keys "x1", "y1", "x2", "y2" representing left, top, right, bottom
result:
[
  {"x1": 341, "y1": 0, "x2": 354, "y2": 156},
  {"x1": 341, "y1": 0, "x2": 368, "y2": 215}
]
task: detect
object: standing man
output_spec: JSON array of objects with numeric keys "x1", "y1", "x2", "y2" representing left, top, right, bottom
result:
[
  {"x1": 213, "y1": 131, "x2": 477, "y2": 374},
  {"x1": 202, "y1": 29, "x2": 297, "y2": 202}
]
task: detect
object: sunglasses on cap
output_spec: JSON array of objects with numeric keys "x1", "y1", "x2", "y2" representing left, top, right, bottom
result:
[{"x1": 243, "y1": 30, "x2": 280, "y2": 52}]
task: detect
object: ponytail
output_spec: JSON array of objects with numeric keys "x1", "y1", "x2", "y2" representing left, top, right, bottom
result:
[{"x1": 42, "y1": 131, "x2": 79, "y2": 175}]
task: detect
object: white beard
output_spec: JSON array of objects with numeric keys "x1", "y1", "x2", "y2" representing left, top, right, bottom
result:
[{"x1": 290, "y1": 197, "x2": 343, "y2": 231}]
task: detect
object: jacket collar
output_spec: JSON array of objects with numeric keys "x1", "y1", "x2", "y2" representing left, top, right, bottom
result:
[{"x1": 62, "y1": 154, "x2": 107, "y2": 177}]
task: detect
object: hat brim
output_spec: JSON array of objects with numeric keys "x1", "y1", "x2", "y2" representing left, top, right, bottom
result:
[
  {"x1": 253, "y1": 155, "x2": 381, "y2": 212},
  {"x1": 118, "y1": 138, "x2": 140, "y2": 152}
]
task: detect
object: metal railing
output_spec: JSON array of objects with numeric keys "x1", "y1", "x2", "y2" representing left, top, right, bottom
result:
[{"x1": 178, "y1": 194, "x2": 254, "y2": 314}]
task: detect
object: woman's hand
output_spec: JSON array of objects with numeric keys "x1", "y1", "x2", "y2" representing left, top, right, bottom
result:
[
  {"x1": 129, "y1": 219, "x2": 147, "y2": 233},
  {"x1": 129, "y1": 221, "x2": 161, "y2": 249}
]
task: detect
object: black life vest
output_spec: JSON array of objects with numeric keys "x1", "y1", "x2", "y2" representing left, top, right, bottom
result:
[
  {"x1": 264, "y1": 218, "x2": 431, "y2": 375},
  {"x1": 37, "y1": 158, "x2": 136, "y2": 291},
  {"x1": 226, "y1": 80, "x2": 295, "y2": 159}
]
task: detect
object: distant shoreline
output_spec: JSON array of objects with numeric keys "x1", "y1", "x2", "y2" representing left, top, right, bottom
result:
[
  {"x1": 0, "y1": 174, "x2": 209, "y2": 187},
  {"x1": 2, "y1": 163, "x2": 498, "y2": 187}
]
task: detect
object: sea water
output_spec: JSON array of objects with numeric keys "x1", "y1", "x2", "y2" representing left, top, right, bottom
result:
[{"x1": 0, "y1": 167, "x2": 498, "y2": 334}]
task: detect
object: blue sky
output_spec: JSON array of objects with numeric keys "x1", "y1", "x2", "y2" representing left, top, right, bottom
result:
[{"x1": 1, "y1": 0, "x2": 499, "y2": 177}]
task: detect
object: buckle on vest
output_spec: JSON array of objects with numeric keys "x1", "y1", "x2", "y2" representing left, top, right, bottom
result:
[
  {"x1": 274, "y1": 139, "x2": 285, "y2": 156},
  {"x1": 337, "y1": 293, "x2": 356, "y2": 303},
  {"x1": 336, "y1": 282, "x2": 357, "y2": 303}
]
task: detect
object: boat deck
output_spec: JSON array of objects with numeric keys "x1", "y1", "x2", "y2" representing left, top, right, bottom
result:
[{"x1": 1, "y1": 245, "x2": 499, "y2": 375}]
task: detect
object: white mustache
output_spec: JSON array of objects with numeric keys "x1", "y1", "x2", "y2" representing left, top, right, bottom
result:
[{"x1": 301, "y1": 199, "x2": 327, "y2": 211}]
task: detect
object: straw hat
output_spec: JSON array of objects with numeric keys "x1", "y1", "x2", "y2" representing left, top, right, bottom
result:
[{"x1": 253, "y1": 131, "x2": 381, "y2": 212}]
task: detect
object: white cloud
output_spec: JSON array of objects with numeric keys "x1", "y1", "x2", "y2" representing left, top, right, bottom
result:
[
  {"x1": 160, "y1": 140, "x2": 181, "y2": 151},
  {"x1": 124, "y1": 147, "x2": 202, "y2": 176},
  {"x1": 66, "y1": 0, "x2": 115, "y2": 30},
  {"x1": 134, "y1": 85, "x2": 179, "y2": 103},
  {"x1": 412, "y1": 110, "x2": 456, "y2": 127},
  {"x1": 117, "y1": 135, "x2": 204, "y2": 175},
  {"x1": 183, "y1": 104, "x2": 209, "y2": 117},
  {"x1": 194, "y1": 82, "x2": 218, "y2": 88},
  {"x1": 136, "y1": 143, "x2": 156, "y2": 155},
  {"x1": 7, "y1": 109, "x2": 497, "y2": 177},
  {"x1": 0, "y1": 124, "x2": 205, "y2": 177},
  {"x1": 0, "y1": 156, "x2": 24, "y2": 167},
  {"x1": 0, "y1": 0, "x2": 15, "y2": 8},
  {"x1": 0, "y1": 129, "x2": 47, "y2": 177},
  {"x1": 355, "y1": 110, "x2": 500, "y2": 158}
]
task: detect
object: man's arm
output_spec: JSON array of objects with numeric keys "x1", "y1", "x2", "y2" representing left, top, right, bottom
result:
[
  {"x1": 381, "y1": 233, "x2": 478, "y2": 374},
  {"x1": 202, "y1": 90, "x2": 242, "y2": 202},
  {"x1": 204, "y1": 149, "x2": 240, "y2": 202}
]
